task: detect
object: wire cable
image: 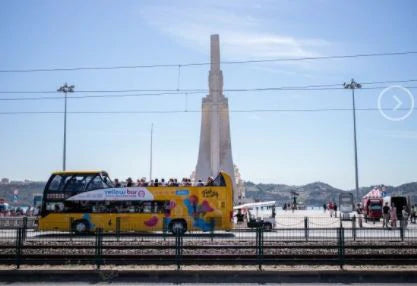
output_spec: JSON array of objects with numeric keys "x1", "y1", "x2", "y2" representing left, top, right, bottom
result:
[
  {"x1": 1, "y1": 107, "x2": 415, "y2": 115},
  {"x1": 1, "y1": 51, "x2": 416, "y2": 73},
  {"x1": 2, "y1": 79, "x2": 417, "y2": 95},
  {"x1": 0, "y1": 91, "x2": 206, "y2": 101},
  {"x1": 1, "y1": 86, "x2": 417, "y2": 101}
]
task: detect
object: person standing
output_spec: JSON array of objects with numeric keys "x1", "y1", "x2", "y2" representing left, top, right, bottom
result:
[
  {"x1": 390, "y1": 203, "x2": 397, "y2": 228},
  {"x1": 160, "y1": 178, "x2": 166, "y2": 186},
  {"x1": 235, "y1": 209, "x2": 244, "y2": 224},
  {"x1": 401, "y1": 206, "x2": 409, "y2": 229},
  {"x1": 323, "y1": 203, "x2": 327, "y2": 213},
  {"x1": 334, "y1": 203, "x2": 338, "y2": 218},
  {"x1": 382, "y1": 202, "x2": 390, "y2": 228},
  {"x1": 411, "y1": 205, "x2": 416, "y2": 224},
  {"x1": 329, "y1": 202, "x2": 334, "y2": 218}
]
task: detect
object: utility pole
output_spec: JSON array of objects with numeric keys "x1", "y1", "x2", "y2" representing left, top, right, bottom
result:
[
  {"x1": 57, "y1": 83, "x2": 75, "y2": 171},
  {"x1": 343, "y1": 79, "x2": 362, "y2": 202},
  {"x1": 149, "y1": 123, "x2": 153, "y2": 181}
]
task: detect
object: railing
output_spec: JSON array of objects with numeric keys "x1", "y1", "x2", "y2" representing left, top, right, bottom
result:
[
  {"x1": 0, "y1": 214, "x2": 410, "y2": 230},
  {"x1": 0, "y1": 219, "x2": 416, "y2": 270},
  {"x1": 0, "y1": 217, "x2": 37, "y2": 229}
]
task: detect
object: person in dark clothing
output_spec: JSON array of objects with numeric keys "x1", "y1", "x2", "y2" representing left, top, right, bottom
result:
[
  {"x1": 206, "y1": 176, "x2": 215, "y2": 186},
  {"x1": 235, "y1": 209, "x2": 244, "y2": 223},
  {"x1": 126, "y1": 177, "x2": 133, "y2": 187},
  {"x1": 356, "y1": 203, "x2": 362, "y2": 215}
]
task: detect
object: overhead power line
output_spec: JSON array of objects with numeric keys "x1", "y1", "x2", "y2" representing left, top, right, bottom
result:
[
  {"x1": 0, "y1": 89, "x2": 207, "y2": 94},
  {"x1": 360, "y1": 79, "x2": 417, "y2": 85},
  {"x1": 0, "y1": 91, "x2": 206, "y2": 101},
  {"x1": 1, "y1": 86, "x2": 417, "y2": 102},
  {"x1": 1, "y1": 51, "x2": 417, "y2": 73},
  {"x1": 0, "y1": 107, "x2": 415, "y2": 115},
  {"x1": 2, "y1": 79, "x2": 417, "y2": 95}
]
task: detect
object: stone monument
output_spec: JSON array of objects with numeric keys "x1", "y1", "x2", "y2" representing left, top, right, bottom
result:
[{"x1": 195, "y1": 34, "x2": 237, "y2": 201}]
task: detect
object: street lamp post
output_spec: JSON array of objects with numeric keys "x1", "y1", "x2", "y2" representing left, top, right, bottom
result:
[
  {"x1": 344, "y1": 79, "x2": 362, "y2": 202},
  {"x1": 149, "y1": 123, "x2": 153, "y2": 181},
  {"x1": 57, "y1": 83, "x2": 75, "y2": 171}
]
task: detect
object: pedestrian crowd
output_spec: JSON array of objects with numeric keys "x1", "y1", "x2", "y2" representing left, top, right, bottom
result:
[
  {"x1": 382, "y1": 203, "x2": 416, "y2": 229},
  {"x1": 113, "y1": 176, "x2": 215, "y2": 188},
  {"x1": 282, "y1": 202, "x2": 297, "y2": 212},
  {"x1": 0, "y1": 206, "x2": 36, "y2": 217}
]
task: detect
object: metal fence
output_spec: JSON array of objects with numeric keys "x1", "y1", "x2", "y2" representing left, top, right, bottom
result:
[
  {"x1": 2, "y1": 214, "x2": 414, "y2": 230},
  {"x1": 0, "y1": 222, "x2": 417, "y2": 269},
  {"x1": 0, "y1": 217, "x2": 37, "y2": 229}
]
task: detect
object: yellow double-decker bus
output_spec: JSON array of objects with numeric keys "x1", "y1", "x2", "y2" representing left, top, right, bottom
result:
[{"x1": 38, "y1": 170, "x2": 233, "y2": 234}]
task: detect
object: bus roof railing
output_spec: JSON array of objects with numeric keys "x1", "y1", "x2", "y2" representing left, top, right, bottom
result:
[{"x1": 52, "y1": 170, "x2": 107, "y2": 176}]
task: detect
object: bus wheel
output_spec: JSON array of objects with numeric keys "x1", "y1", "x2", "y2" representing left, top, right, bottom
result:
[
  {"x1": 263, "y1": 223, "x2": 272, "y2": 231},
  {"x1": 169, "y1": 220, "x2": 187, "y2": 235},
  {"x1": 72, "y1": 220, "x2": 90, "y2": 234}
]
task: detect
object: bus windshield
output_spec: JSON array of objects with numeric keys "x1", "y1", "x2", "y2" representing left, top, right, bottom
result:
[
  {"x1": 47, "y1": 173, "x2": 112, "y2": 194},
  {"x1": 370, "y1": 202, "x2": 382, "y2": 210}
]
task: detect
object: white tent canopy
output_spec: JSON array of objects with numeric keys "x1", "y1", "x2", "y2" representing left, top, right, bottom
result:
[{"x1": 363, "y1": 187, "x2": 383, "y2": 199}]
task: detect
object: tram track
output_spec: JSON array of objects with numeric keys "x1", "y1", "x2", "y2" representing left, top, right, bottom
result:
[
  {"x1": 1, "y1": 243, "x2": 417, "y2": 250},
  {"x1": 1, "y1": 253, "x2": 417, "y2": 265},
  {"x1": 1, "y1": 226, "x2": 416, "y2": 267}
]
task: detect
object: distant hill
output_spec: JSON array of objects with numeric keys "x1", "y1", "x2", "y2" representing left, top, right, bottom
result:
[
  {"x1": 0, "y1": 180, "x2": 416, "y2": 207},
  {"x1": 244, "y1": 181, "x2": 417, "y2": 206}
]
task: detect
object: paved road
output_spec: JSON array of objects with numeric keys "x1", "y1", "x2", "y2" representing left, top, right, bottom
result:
[{"x1": 1, "y1": 210, "x2": 416, "y2": 241}]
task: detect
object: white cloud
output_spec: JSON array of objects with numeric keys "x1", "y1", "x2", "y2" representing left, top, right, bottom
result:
[{"x1": 139, "y1": 4, "x2": 330, "y2": 61}]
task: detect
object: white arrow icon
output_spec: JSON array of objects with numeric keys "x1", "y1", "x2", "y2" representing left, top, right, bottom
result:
[
  {"x1": 393, "y1": 95, "x2": 402, "y2": 111},
  {"x1": 378, "y1": 85, "x2": 415, "y2": 121}
]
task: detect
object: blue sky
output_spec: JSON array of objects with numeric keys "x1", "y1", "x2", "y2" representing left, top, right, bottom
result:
[{"x1": 0, "y1": 0, "x2": 416, "y2": 189}]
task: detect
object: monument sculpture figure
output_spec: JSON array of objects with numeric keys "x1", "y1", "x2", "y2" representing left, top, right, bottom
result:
[{"x1": 195, "y1": 34, "x2": 237, "y2": 201}]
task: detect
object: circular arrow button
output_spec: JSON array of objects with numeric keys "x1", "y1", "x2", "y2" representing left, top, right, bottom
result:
[{"x1": 377, "y1": 85, "x2": 414, "y2": 121}]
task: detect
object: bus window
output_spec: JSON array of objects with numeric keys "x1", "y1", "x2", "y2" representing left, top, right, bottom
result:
[
  {"x1": 46, "y1": 202, "x2": 64, "y2": 212},
  {"x1": 86, "y1": 175, "x2": 107, "y2": 191},
  {"x1": 64, "y1": 175, "x2": 90, "y2": 193},
  {"x1": 370, "y1": 202, "x2": 382, "y2": 210},
  {"x1": 48, "y1": 175, "x2": 65, "y2": 192},
  {"x1": 101, "y1": 175, "x2": 114, "y2": 188}
]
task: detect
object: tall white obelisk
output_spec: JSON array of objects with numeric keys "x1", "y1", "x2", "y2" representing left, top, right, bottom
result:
[{"x1": 195, "y1": 34, "x2": 236, "y2": 200}]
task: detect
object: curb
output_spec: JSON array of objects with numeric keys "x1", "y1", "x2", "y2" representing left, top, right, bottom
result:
[{"x1": 1, "y1": 270, "x2": 417, "y2": 283}]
